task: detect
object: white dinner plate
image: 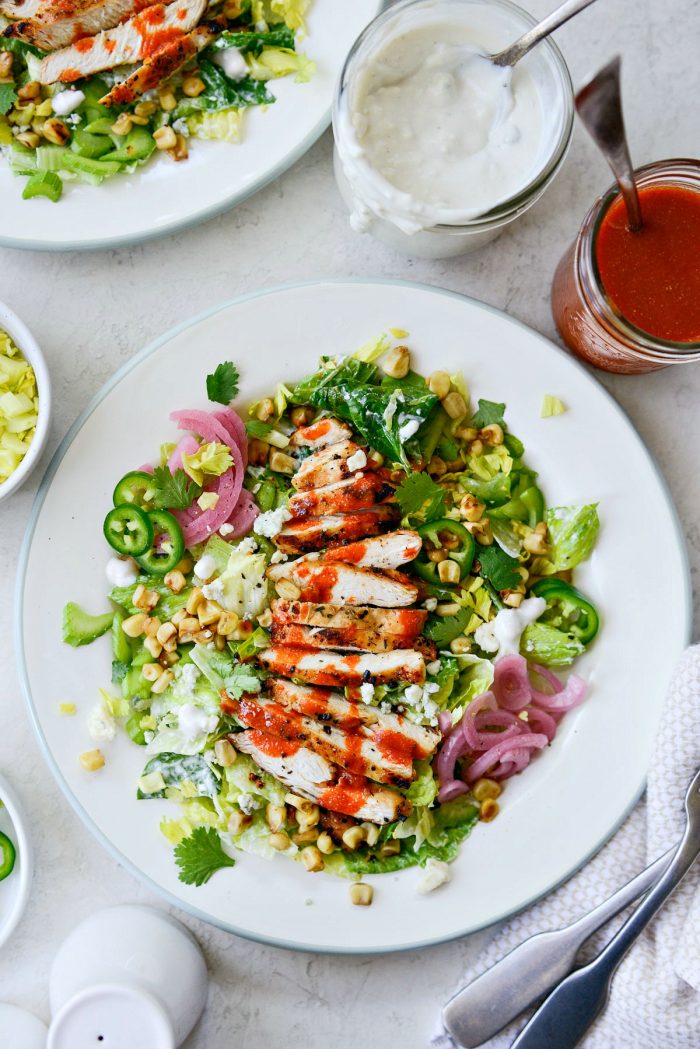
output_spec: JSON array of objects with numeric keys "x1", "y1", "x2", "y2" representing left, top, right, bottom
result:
[
  {"x1": 16, "y1": 279, "x2": 691, "y2": 953},
  {"x1": 0, "y1": 2, "x2": 381, "y2": 251}
]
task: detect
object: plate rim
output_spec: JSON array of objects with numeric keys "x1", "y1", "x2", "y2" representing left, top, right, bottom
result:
[{"x1": 15, "y1": 276, "x2": 693, "y2": 954}]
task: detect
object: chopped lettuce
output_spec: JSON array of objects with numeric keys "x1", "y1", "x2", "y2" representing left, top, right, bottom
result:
[
  {"x1": 405, "y1": 760, "x2": 438, "y2": 806},
  {"x1": 137, "y1": 752, "x2": 220, "y2": 800},
  {"x1": 181, "y1": 442, "x2": 233, "y2": 485},
  {"x1": 174, "y1": 59, "x2": 274, "y2": 120},
  {"x1": 541, "y1": 394, "x2": 567, "y2": 418},
  {"x1": 189, "y1": 643, "x2": 261, "y2": 699},
  {"x1": 521, "y1": 622, "x2": 585, "y2": 666},
  {"x1": 534, "y1": 504, "x2": 600, "y2": 574},
  {"x1": 247, "y1": 47, "x2": 315, "y2": 82},
  {"x1": 188, "y1": 108, "x2": 244, "y2": 143}
]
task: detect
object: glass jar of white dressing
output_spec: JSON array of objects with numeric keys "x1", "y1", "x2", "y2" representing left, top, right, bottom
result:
[{"x1": 333, "y1": 0, "x2": 574, "y2": 258}]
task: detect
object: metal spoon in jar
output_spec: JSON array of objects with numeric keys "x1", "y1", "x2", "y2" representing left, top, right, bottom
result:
[
  {"x1": 490, "y1": 0, "x2": 600, "y2": 68},
  {"x1": 575, "y1": 56, "x2": 644, "y2": 231}
]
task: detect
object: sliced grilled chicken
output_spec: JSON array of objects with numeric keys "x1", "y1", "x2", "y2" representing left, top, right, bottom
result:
[
  {"x1": 272, "y1": 600, "x2": 427, "y2": 638},
  {"x1": 258, "y1": 645, "x2": 426, "y2": 688},
  {"x1": 287, "y1": 472, "x2": 393, "y2": 520},
  {"x1": 292, "y1": 440, "x2": 370, "y2": 491},
  {"x1": 289, "y1": 417, "x2": 352, "y2": 451},
  {"x1": 226, "y1": 694, "x2": 415, "y2": 786},
  {"x1": 271, "y1": 622, "x2": 423, "y2": 654},
  {"x1": 268, "y1": 531, "x2": 422, "y2": 582},
  {"x1": 273, "y1": 507, "x2": 398, "y2": 555},
  {"x1": 232, "y1": 730, "x2": 410, "y2": 823},
  {"x1": 100, "y1": 22, "x2": 214, "y2": 104},
  {"x1": 37, "y1": 0, "x2": 206, "y2": 84},
  {"x1": 270, "y1": 561, "x2": 418, "y2": 606},
  {"x1": 4, "y1": 0, "x2": 175, "y2": 53},
  {"x1": 0, "y1": 0, "x2": 43, "y2": 20},
  {"x1": 269, "y1": 680, "x2": 441, "y2": 758}
]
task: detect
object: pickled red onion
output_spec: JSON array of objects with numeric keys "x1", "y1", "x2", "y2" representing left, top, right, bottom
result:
[
  {"x1": 225, "y1": 488, "x2": 260, "y2": 538},
  {"x1": 493, "y1": 653, "x2": 531, "y2": 711},
  {"x1": 530, "y1": 673, "x2": 587, "y2": 713},
  {"x1": 464, "y1": 732, "x2": 548, "y2": 783},
  {"x1": 168, "y1": 434, "x2": 199, "y2": 473}
]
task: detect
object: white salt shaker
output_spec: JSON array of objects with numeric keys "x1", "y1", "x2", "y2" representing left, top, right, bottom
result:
[
  {"x1": 48, "y1": 904, "x2": 208, "y2": 1049},
  {"x1": 0, "y1": 1002, "x2": 48, "y2": 1049}
]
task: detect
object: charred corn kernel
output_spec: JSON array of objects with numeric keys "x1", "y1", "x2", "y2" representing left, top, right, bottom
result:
[
  {"x1": 378, "y1": 839, "x2": 401, "y2": 858},
  {"x1": 122, "y1": 612, "x2": 148, "y2": 637},
  {"x1": 436, "y1": 601, "x2": 461, "y2": 616},
  {"x1": 214, "y1": 739, "x2": 236, "y2": 767},
  {"x1": 111, "y1": 112, "x2": 132, "y2": 135},
  {"x1": 35, "y1": 99, "x2": 53, "y2": 117},
  {"x1": 178, "y1": 615, "x2": 200, "y2": 638},
  {"x1": 428, "y1": 455, "x2": 447, "y2": 477},
  {"x1": 214, "y1": 634, "x2": 226, "y2": 651},
  {"x1": 266, "y1": 803, "x2": 286, "y2": 832},
  {"x1": 350, "y1": 882, "x2": 373, "y2": 906},
  {"x1": 80, "y1": 749, "x2": 105, "y2": 772},
  {"x1": 443, "y1": 391, "x2": 467, "y2": 420},
  {"x1": 193, "y1": 629, "x2": 213, "y2": 645},
  {"x1": 256, "y1": 397, "x2": 275, "y2": 422},
  {"x1": 468, "y1": 438, "x2": 484, "y2": 457},
  {"x1": 269, "y1": 450, "x2": 295, "y2": 475},
  {"x1": 143, "y1": 616, "x2": 161, "y2": 638},
  {"x1": 0, "y1": 52, "x2": 13, "y2": 79},
  {"x1": 42, "y1": 117, "x2": 69, "y2": 145},
  {"x1": 171, "y1": 132, "x2": 188, "y2": 161},
  {"x1": 459, "y1": 494, "x2": 484, "y2": 521},
  {"x1": 290, "y1": 405, "x2": 314, "y2": 427},
  {"x1": 59, "y1": 703, "x2": 76, "y2": 715},
  {"x1": 164, "y1": 569, "x2": 186, "y2": 594},
  {"x1": 171, "y1": 609, "x2": 187, "y2": 626},
  {"x1": 316, "y1": 831, "x2": 335, "y2": 855},
  {"x1": 296, "y1": 804, "x2": 320, "y2": 831},
  {"x1": 467, "y1": 520, "x2": 493, "y2": 546},
  {"x1": 157, "y1": 86, "x2": 177, "y2": 111},
  {"x1": 268, "y1": 831, "x2": 291, "y2": 851},
  {"x1": 134, "y1": 100, "x2": 157, "y2": 117},
  {"x1": 285, "y1": 792, "x2": 311, "y2": 812},
  {"x1": 216, "y1": 611, "x2": 239, "y2": 636},
  {"x1": 479, "y1": 798, "x2": 500, "y2": 822},
  {"x1": 161, "y1": 651, "x2": 180, "y2": 666},
  {"x1": 155, "y1": 621, "x2": 177, "y2": 646},
  {"x1": 144, "y1": 635, "x2": 163, "y2": 659},
  {"x1": 472, "y1": 778, "x2": 501, "y2": 802},
  {"x1": 231, "y1": 619, "x2": 253, "y2": 641},
  {"x1": 450, "y1": 636, "x2": 472, "y2": 654},
  {"x1": 300, "y1": 845, "x2": 324, "y2": 872},
  {"x1": 479, "y1": 423, "x2": 504, "y2": 445},
  {"x1": 182, "y1": 74, "x2": 205, "y2": 97},
  {"x1": 257, "y1": 608, "x2": 273, "y2": 629},
  {"x1": 185, "y1": 587, "x2": 204, "y2": 615},
  {"x1": 174, "y1": 557, "x2": 193, "y2": 575},
  {"x1": 248, "y1": 438, "x2": 269, "y2": 466},
  {"x1": 428, "y1": 370, "x2": 451, "y2": 399},
  {"x1": 154, "y1": 124, "x2": 177, "y2": 149},
  {"x1": 361, "y1": 822, "x2": 381, "y2": 847},
  {"x1": 455, "y1": 425, "x2": 478, "y2": 441},
  {"x1": 293, "y1": 828, "x2": 319, "y2": 845},
  {"x1": 381, "y1": 344, "x2": 410, "y2": 379},
  {"x1": 18, "y1": 80, "x2": 41, "y2": 101},
  {"x1": 523, "y1": 532, "x2": 547, "y2": 555},
  {"x1": 503, "y1": 591, "x2": 524, "y2": 608},
  {"x1": 16, "y1": 131, "x2": 40, "y2": 148},
  {"x1": 197, "y1": 601, "x2": 221, "y2": 627},
  {"x1": 133, "y1": 585, "x2": 159, "y2": 611},
  {"x1": 427, "y1": 548, "x2": 448, "y2": 564},
  {"x1": 342, "y1": 825, "x2": 366, "y2": 851},
  {"x1": 440, "y1": 530, "x2": 461, "y2": 551},
  {"x1": 438, "y1": 559, "x2": 460, "y2": 584},
  {"x1": 150, "y1": 668, "x2": 174, "y2": 694},
  {"x1": 534, "y1": 521, "x2": 547, "y2": 536},
  {"x1": 276, "y1": 578, "x2": 301, "y2": 601},
  {"x1": 228, "y1": 811, "x2": 252, "y2": 834},
  {"x1": 142, "y1": 662, "x2": 163, "y2": 682}
]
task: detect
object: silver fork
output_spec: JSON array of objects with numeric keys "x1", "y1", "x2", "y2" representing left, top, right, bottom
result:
[{"x1": 511, "y1": 766, "x2": 700, "y2": 1049}]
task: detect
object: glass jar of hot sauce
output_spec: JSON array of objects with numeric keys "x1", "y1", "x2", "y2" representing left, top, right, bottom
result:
[{"x1": 551, "y1": 159, "x2": 700, "y2": 374}]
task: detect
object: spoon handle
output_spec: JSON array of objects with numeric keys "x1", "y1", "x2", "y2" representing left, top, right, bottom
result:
[{"x1": 493, "y1": 0, "x2": 599, "y2": 67}]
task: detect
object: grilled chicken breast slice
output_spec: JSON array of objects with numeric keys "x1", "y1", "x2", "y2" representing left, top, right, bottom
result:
[
  {"x1": 287, "y1": 471, "x2": 393, "y2": 520},
  {"x1": 273, "y1": 507, "x2": 398, "y2": 554},
  {"x1": 270, "y1": 560, "x2": 418, "y2": 607},
  {"x1": 258, "y1": 645, "x2": 426, "y2": 688},
  {"x1": 100, "y1": 22, "x2": 213, "y2": 104},
  {"x1": 292, "y1": 439, "x2": 371, "y2": 491},
  {"x1": 232, "y1": 730, "x2": 410, "y2": 823},
  {"x1": 0, "y1": 0, "x2": 44, "y2": 21},
  {"x1": 289, "y1": 417, "x2": 352, "y2": 450},
  {"x1": 226, "y1": 694, "x2": 415, "y2": 786},
  {"x1": 4, "y1": 0, "x2": 172, "y2": 52},
  {"x1": 269, "y1": 680, "x2": 441, "y2": 758},
  {"x1": 272, "y1": 600, "x2": 427, "y2": 637},
  {"x1": 271, "y1": 622, "x2": 422, "y2": 654},
  {"x1": 37, "y1": 0, "x2": 206, "y2": 84},
  {"x1": 268, "y1": 531, "x2": 422, "y2": 581}
]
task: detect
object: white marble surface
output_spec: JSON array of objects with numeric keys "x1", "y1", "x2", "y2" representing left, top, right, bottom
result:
[{"x1": 1, "y1": 1, "x2": 698, "y2": 1044}]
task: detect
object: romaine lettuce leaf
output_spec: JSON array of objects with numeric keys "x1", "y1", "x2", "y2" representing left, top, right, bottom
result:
[
  {"x1": 539, "y1": 504, "x2": 600, "y2": 573},
  {"x1": 137, "y1": 752, "x2": 219, "y2": 800},
  {"x1": 521, "y1": 622, "x2": 585, "y2": 666}
]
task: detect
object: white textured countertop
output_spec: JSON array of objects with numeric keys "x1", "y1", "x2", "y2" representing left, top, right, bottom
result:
[{"x1": 1, "y1": 1, "x2": 698, "y2": 1044}]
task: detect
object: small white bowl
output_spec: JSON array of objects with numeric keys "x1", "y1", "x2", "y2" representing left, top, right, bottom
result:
[
  {"x1": 0, "y1": 773, "x2": 33, "y2": 951},
  {"x1": 0, "y1": 301, "x2": 52, "y2": 504}
]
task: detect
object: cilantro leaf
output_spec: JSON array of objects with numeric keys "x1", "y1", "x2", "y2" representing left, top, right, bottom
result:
[
  {"x1": 174, "y1": 826, "x2": 235, "y2": 886},
  {"x1": 474, "y1": 543, "x2": 520, "y2": 590},
  {"x1": 151, "y1": 465, "x2": 202, "y2": 510},
  {"x1": 206, "y1": 361, "x2": 240, "y2": 405},
  {"x1": 222, "y1": 662, "x2": 262, "y2": 700},
  {"x1": 0, "y1": 84, "x2": 17, "y2": 116},
  {"x1": 395, "y1": 472, "x2": 446, "y2": 522},
  {"x1": 245, "y1": 418, "x2": 273, "y2": 439},
  {"x1": 472, "y1": 399, "x2": 506, "y2": 429},
  {"x1": 424, "y1": 607, "x2": 472, "y2": 646}
]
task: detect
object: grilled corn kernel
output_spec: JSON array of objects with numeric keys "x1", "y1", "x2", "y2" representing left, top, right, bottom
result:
[
  {"x1": 144, "y1": 635, "x2": 163, "y2": 659},
  {"x1": 296, "y1": 804, "x2": 320, "y2": 831},
  {"x1": 228, "y1": 811, "x2": 252, "y2": 834},
  {"x1": 157, "y1": 86, "x2": 177, "y2": 111},
  {"x1": 300, "y1": 845, "x2": 324, "y2": 872},
  {"x1": 150, "y1": 668, "x2": 174, "y2": 694},
  {"x1": 293, "y1": 828, "x2": 319, "y2": 845},
  {"x1": 459, "y1": 494, "x2": 484, "y2": 522},
  {"x1": 502, "y1": 591, "x2": 524, "y2": 608},
  {"x1": 198, "y1": 601, "x2": 222, "y2": 627},
  {"x1": 428, "y1": 370, "x2": 451, "y2": 399},
  {"x1": 134, "y1": 100, "x2": 158, "y2": 117},
  {"x1": 534, "y1": 522, "x2": 548, "y2": 537},
  {"x1": 467, "y1": 520, "x2": 493, "y2": 546},
  {"x1": 479, "y1": 422, "x2": 504, "y2": 445},
  {"x1": 443, "y1": 391, "x2": 467, "y2": 420},
  {"x1": 164, "y1": 569, "x2": 186, "y2": 593},
  {"x1": 276, "y1": 578, "x2": 301, "y2": 601},
  {"x1": 361, "y1": 822, "x2": 381, "y2": 847},
  {"x1": 133, "y1": 584, "x2": 159, "y2": 611},
  {"x1": 80, "y1": 749, "x2": 105, "y2": 772},
  {"x1": 213, "y1": 633, "x2": 225, "y2": 651},
  {"x1": 0, "y1": 52, "x2": 13, "y2": 79},
  {"x1": 18, "y1": 80, "x2": 41, "y2": 101},
  {"x1": 156, "y1": 621, "x2": 177, "y2": 646},
  {"x1": 257, "y1": 607, "x2": 273, "y2": 629},
  {"x1": 450, "y1": 636, "x2": 472, "y2": 654},
  {"x1": 468, "y1": 438, "x2": 484, "y2": 457},
  {"x1": 182, "y1": 74, "x2": 205, "y2": 97},
  {"x1": 111, "y1": 112, "x2": 133, "y2": 136},
  {"x1": 437, "y1": 559, "x2": 460, "y2": 585},
  {"x1": 269, "y1": 450, "x2": 295, "y2": 475},
  {"x1": 214, "y1": 739, "x2": 237, "y2": 767},
  {"x1": 248, "y1": 438, "x2": 269, "y2": 466},
  {"x1": 266, "y1": 803, "x2": 286, "y2": 832},
  {"x1": 381, "y1": 344, "x2": 410, "y2": 379},
  {"x1": 161, "y1": 651, "x2": 180, "y2": 666},
  {"x1": 256, "y1": 397, "x2": 275, "y2": 422},
  {"x1": 193, "y1": 629, "x2": 214, "y2": 644},
  {"x1": 217, "y1": 611, "x2": 240, "y2": 636},
  {"x1": 185, "y1": 587, "x2": 204, "y2": 615},
  {"x1": 142, "y1": 662, "x2": 163, "y2": 682},
  {"x1": 42, "y1": 117, "x2": 70, "y2": 145},
  {"x1": 153, "y1": 124, "x2": 177, "y2": 150},
  {"x1": 178, "y1": 615, "x2": 200, "y2": 638},
  {"x1": 455, "y1": 425, "x2": 478, "y2": 442},
  {"x1": 342, "y1": 825, "x2": 366, "y2": 851},
  {"x1": 16, "y1": 131, "x2": 40, "y2": 148},
  {"x1": 59, "y1": 703, "x2": 77, "y2": 715},
  {"x1": 316, "y1": 831, "x2": 335, "y2": 855},
  {"x1": 268, "y1": 831, "x2": 291, "y2": 851},
  {"x1": 472, "y1": 778, "x2": 501, "y2": 802},
  {"x1": 231, "y1": 619, "x2": 253, "y2": 641},
  {"x1": 378, "y1": 839, "x2": 401, "y2": 858},
  {"x1": 142, "y1": 615, "x2": 160, "y2": 638},
  {"x1": 285, "y1": 792, "x2": 311, "y2": 812},
  {"x1": 350, "y1": 882, "x2": 373, "y2": 906},
  {"x1": 171, "y1": 132, "x2": 189, "y2": 161},
  {"x1": 122, "y1": 612, "x2": 148, "y2": 637},
  {"x1": 436, "y1": 601, "x2": 461, "y2": 616},
  {"x1": 290, "y1": 405, "x2": 314, "y2": 427},
  {"x1": 523, "y1": 532, "x2": 548, "y2": 555},
  {"x1": 171, "y1": 609, "x2": 187, "y2": 626},
  {"x1": 427, "y1": 548, "x2": 448, "y2": 564},
  {"x1": 428, "y1": 455, "x2": 447, "y2": 477},
  {"x1": 479, "y1": 798, "x2": 500, "y2": 822}
]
